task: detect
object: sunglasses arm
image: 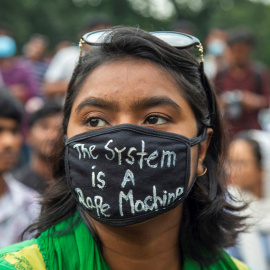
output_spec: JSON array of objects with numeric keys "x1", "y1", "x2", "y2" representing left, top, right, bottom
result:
[
  {"x1": 196, "y1": 43, "x2": 204, "y2": 63},
  {"x1": 79, "y1": 39, "x2": 85, "y2": 58}
]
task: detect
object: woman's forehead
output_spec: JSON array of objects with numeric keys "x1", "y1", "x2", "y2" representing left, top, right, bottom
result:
[
  {"x1": 73, "y1": 59, "x2": 185, "y2": 106},
  {"x1": 67, "y1": 58, "x2": 198, "y2": 140}
]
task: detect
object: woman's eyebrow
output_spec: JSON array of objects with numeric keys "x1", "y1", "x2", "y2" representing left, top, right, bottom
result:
[
  {"x1": 75, "y1": 97, "x2": 119, "y2": 113},
  {"x1": 130, "y1": 96, "x2": 181, "y2": 111}
]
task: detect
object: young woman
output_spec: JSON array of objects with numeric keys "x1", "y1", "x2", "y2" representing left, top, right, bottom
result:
[
  {"x1": 0, "y1": 27, "x2": 249, "y2": 270},
  {"x1": 226, "y1": 130, "x2": 270, "y2": 270}
]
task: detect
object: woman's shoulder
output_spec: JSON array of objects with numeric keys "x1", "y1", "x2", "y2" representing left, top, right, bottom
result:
[{"x1": 0, "y1": 238, "x2": 47, "y2": 270}]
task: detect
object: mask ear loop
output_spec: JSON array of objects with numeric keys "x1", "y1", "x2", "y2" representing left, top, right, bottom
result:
[{"x1": 190, "y1": 128, "x2": 207, "y2": 146}]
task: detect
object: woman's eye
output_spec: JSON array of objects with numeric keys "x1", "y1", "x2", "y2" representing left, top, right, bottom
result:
[
  {"x1": 85, "y1": 118, "x2": 107, "y2": 127},
  {"x1": 145, "y1": 116, "x2": 167, "y2": 125}
]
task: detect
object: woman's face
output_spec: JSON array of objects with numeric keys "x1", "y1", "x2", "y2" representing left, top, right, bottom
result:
[
  {"x1": 67, "y1": 59, "x2": 211, "y2": 227},
  {"x1": 227, "y1": 139, "x2": 262, "y2": 194},
  {"x1": 67, "y1": 59, "x2": 210, "y2": 176}
]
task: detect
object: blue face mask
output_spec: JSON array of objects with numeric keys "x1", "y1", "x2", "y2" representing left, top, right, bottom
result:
[
  {"x1": 207, "y1": 40, "x2": 226, "y2": 57},
  {"x1": 65, "y1": 124, "x2": 206, "y2": 226},
  {"x1": 0, "y1": 36, "x2": 16, "y2": 58}
]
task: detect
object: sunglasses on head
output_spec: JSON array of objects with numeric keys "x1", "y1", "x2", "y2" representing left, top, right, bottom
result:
[
  {"x1": 79, "y1": 30, "x2": 204, "y2": 63},
  {"x1": 78, "y1": 29, "x2": 213, "y2": 125}
]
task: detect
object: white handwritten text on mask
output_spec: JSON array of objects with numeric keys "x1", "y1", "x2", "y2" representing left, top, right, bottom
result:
[
  {"x1": 73, "y1": 139, "x2": 176, "y2": 169},
  {"x1": 71, "y1": 139, "x2": 185, "y2": 220}
]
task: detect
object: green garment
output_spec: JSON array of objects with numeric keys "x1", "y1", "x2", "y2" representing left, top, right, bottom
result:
[
  {"x1": 0, "y1": 213, "x2": 249, "y2": 270},
  {"x1": 38, "y1": 214, "x2": 110, "y2": 270}
]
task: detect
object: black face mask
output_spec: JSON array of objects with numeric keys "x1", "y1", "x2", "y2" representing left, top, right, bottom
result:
[{"x1": 65, "y1": 124, "x2": 206, "y2": 226}]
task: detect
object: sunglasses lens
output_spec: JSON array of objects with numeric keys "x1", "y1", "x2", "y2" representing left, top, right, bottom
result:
[
  {"x1": 83, "y1": 30, "x2": 200, "y2": 49},
  {"x1": 83, "y1": 30, "x2": 111, "y2": 45},
  {"x1": 150, "y1": 32, "x2": 199, "y2": 48}
]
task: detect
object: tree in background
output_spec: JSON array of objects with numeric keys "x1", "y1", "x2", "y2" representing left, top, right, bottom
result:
[{"x1": 0, "y1": 0, "x2": 270, "y2": 66}]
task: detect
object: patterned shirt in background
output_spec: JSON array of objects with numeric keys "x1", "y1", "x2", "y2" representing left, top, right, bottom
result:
[
  {"x1": 0, "y1": 59, "x2": 38, "y2": 103},
  {"x1": 20, "y1": 58, "x2": 49, "y2": 97},
  {"x1": 0, "y1": 173, "x2": 40, "y2": 249}
]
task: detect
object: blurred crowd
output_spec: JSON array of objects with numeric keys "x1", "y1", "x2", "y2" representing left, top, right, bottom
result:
[{"x1": 0, "y1": 18, "x2": 270, "y2": 269}]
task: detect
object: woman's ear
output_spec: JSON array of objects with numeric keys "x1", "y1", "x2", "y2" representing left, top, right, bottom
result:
[{"x1": 196, "y1": 128, "x2": 213, "y2": 176}]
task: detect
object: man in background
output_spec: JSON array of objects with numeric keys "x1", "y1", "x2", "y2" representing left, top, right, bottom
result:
[
  {"x1": 215, "y1": 27, "x2": 270, "y2": 137},
  {"x1": 204, "y1": 28, "x2": 228, "y2": 81},
  {"x1": 0, "y1": 22, "x2": 37, "y2": 104},
  {"x1": 43, "y1": 16, "x2": 111, "y2": 101},
  {"x1": 21, "y1": 34, "x2": 49, "y2": 96},
  {"x1": 15, "y1": 101, "x2": 62, "y2": 193},
  {"x1": 0, "y1": 89, "x2": 39, "y2": 248}
]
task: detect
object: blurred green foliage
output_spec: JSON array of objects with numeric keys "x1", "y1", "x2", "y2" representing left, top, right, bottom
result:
[{"x1": 0, "y1": 0, "x2": 269, "y2": 65}]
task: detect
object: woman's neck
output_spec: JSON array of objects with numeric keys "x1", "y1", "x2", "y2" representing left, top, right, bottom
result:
[{"x1": 87, "y1": 205, "x2": 183, "y2": 270}]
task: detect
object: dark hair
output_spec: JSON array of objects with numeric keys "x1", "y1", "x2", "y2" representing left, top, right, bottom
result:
[
  {"x1": 0, "y1": 87, "x2": 23, "y2": 124},
  {"x1": 233, "y1": 132, "x2": 262, "y2": 169},
  {"x1": 227, "y1": 26, "x2": 256, "y2": 47},
  {"x1": 29, "y1": 101, "x2": 62, "y2": 128},
  {"x1": 32, "y1": 27, "x2": 246, "y2": 265}
]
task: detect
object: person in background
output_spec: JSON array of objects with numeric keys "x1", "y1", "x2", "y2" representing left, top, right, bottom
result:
[
  {"x1": 43, "y1": 16, "x2": 111, "y2": 101},
  {"x1": 21, "y1": 34, "x2": 50, "y2": 96},
  {"x1": 226, "y1": 130, "x2": 270, "y2": 270},
  {"x1": 14, "y1": 100, "x2": 63, "y2": 193},
  {"x1": 0, "y1": 88, "x2": 39, "y2": 249},
  {"x1": 0, "y1": 27, "x2": 249, "y2": 270},
  {"x1": 204, "y1": 28, "x2": 228, "y2": 81},
  {"x1": 0, "y1": 22, "x2": 37, "y2": 104},
  {"x1": 214, "y1": 26, "x2": 270, "y2": 137}
]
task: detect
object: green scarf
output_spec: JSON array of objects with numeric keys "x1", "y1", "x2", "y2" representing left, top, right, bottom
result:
[
  {"x1": 37, "y1": 213, "x2": 241, "y2": 270},
  {"x1": 38, "y1": 214, "x2": 110, "y2": 270}
]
